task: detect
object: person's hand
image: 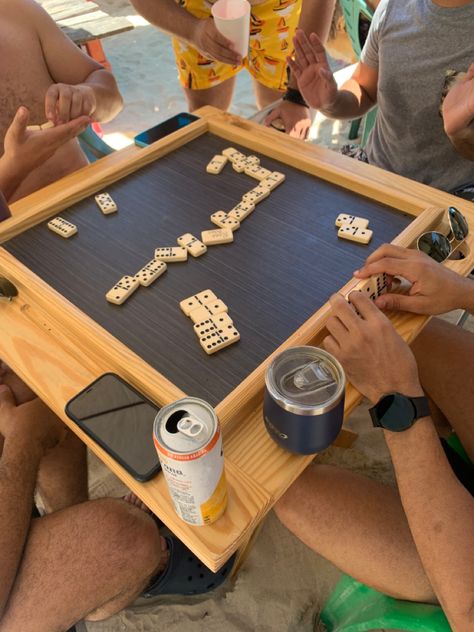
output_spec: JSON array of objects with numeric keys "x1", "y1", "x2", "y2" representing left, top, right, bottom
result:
[
  {"x1": 0, "y1": 385, "x2": 67, "y2": 454},
  {"x1": 45, "y1": 83, "x2": 97, "y2": 125},
  {"x1": 193, "y1": 18, "x2": 242, "y2": 66},
  {"x1": 0, "y1": 362, "x2": 36, "y2": 405},
  {"x1": 443, "y1": 63, "x2": 474, "y2": 137},
  {"x1": 354, "y1": 244, "x2": 472, "y2": 315},
  {"x1": 323, "y1": 293, "x2": 423, "y2": 404},
  {"x1": 287, "y1": 30, "x2": 338, "y2": 111},
  {"x1": 265, "y1": 100, "x2": 312, "y2": 139},
  {"x1": 0, "y1": 106, "x2": 90, "y2": 191}
]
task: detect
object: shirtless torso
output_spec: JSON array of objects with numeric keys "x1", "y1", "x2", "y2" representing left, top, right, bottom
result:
[{"x1": 0, "y1": 0, "x2": 122, "y2": 201}]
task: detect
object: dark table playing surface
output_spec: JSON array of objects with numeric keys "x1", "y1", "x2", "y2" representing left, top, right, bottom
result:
[{"x1": 4, "y1": 134, "x2": 412, "y2": 405}]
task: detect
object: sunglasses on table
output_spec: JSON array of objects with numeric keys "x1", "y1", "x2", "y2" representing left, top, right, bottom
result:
[{"x1": 417, "y1": 206, "x2": 469, "y2": 263}]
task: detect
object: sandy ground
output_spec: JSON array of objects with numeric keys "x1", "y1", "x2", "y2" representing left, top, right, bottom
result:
[{"x1": 76, "y1": 3, "x2": 472, "y2": 631}]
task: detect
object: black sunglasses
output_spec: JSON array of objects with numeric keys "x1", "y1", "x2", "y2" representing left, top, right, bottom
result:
[{"x1": 417, "y1": 206, "x2": 469, "y2": 263}]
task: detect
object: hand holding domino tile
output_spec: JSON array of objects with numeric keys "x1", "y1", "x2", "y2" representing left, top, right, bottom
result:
[
  {"x1": 323, "y1": 292, "x2": 423, "y2": 405},
  {"x1": 2, "y1": 106, "x2": 89, "y2": 200}
]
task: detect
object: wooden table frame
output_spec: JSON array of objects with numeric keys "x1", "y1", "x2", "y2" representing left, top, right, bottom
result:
[{"x1": 1, "y1": 107, "x2": 474, "y2": 571}]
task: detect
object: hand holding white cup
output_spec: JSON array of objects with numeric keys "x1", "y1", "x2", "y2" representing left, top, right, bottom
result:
[{"x1": 211, "y1": 0, "x2": 251, "y2": 60}]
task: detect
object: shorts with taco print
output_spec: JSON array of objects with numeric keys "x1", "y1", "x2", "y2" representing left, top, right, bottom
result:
[{"x1": 172, "y1": 0, "x2": 302, "y2": 91}]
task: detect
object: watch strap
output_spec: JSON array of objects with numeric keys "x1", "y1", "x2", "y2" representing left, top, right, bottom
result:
[{"x1": 411, "y1": 395, "x2": 431, "y2": 420}]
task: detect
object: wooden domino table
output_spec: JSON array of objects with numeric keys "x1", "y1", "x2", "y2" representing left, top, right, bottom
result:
[{"x1": 1, "y1": 107, "x2": 474, "y2": 572}]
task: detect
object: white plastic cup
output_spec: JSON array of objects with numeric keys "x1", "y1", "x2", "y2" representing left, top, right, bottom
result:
[{"x1": 211, "y1": 0, "x2": 251, "y2": 60}]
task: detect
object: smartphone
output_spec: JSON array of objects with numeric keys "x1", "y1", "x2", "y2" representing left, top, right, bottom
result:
[
  {"x1": 65, "y1": 373, "x2": 161, "y2": 482},
  {"x1": 134, "y1": 112, "x2": 199, "y2": 147}
]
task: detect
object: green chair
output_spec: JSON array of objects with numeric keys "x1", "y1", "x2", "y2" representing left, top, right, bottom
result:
[
  {"x1": 338, "y1": 0, "x2": 377, "y2": 147},
  {"x1": 321, "y1": 574, "x2": 451, "y2": 632}
]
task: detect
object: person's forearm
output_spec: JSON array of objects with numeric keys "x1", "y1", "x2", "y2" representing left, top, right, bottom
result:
[
  {"x1": 447, "y1": 125, "x2": 474, "y2": 161},
  {"x1": 386, "y1": 418, "x2": 474, "y2": 630},
  {"x1": 82, "y1": 69, "x2": 123, "y2": 123},
  {"x1": 454, "y1": 276, "x2": 474, "y2": 315},
  {"x1": 131, "y1": 0, "x2": 199, "y2": 45},
  {"x1": 320, "y1": 79, "x2": 375, "y2": 120},
  {"x1": 0, "y1": 158, "x2": 24, "y2": 202},
  {"x1": 464, "y1": 285, "x2": 474, "y2": 315},
  {"x1": 0, "y1": 435, "x2": 42, "y2": 617},
  {"x1": 289, "y1": 0, "x2": 336, "y2": 89}
]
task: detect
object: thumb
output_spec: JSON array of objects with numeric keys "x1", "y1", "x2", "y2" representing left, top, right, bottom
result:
[
  {"x1": 43, "y1": 115, "x2": 90, "y2": 147},
  {"x1": 8, "y1": 106, "x2": 29, "y2": 141},
  {"x1": 0, "y1": 384, "x2": 15, "y2": 409},
  {"x1": 375, "y1": 292, "x2": 423, "y2": 314},
  {"x1": 265, "y1": 108, "x2": 281, "y2": 125}
]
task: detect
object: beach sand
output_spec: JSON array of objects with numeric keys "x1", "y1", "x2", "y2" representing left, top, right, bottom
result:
[{"x1": 80, "y1": 4, "x2": 470, "y2": 631}]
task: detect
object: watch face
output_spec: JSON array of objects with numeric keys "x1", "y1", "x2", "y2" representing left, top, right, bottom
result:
[{"x1": 377, "y1": 393, "x2": 416, "y2": 431}]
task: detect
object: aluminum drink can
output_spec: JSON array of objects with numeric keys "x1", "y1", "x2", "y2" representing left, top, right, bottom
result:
[
  {"x1": 153, "y1": 397, "x2": 227, "y2": 526},
  {"x1": 264, "y1": 346, "x2": 346, "y2": 455}
]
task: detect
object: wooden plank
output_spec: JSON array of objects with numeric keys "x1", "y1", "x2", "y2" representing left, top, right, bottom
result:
[
  {"x1": 37, "y1": 1, "x2": 133, "y2": 43},
  {"x1": 38, "y1": 0, "x2": 95, "y2": 21},
  {"x1": 60, "y1": 16, "x2": 133, "y2": 44}
]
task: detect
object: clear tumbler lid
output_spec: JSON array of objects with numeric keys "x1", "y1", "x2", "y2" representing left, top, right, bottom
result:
[{"x1": 265, "y1": 346, "x2": 345, "y2": 412}]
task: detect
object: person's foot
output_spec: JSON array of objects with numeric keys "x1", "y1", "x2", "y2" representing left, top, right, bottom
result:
[
  {"x1": 0, "y1": 361, "x2": 36, "y2": 404},
  {"x1": 123, "y1": 491, "x2": 152, "y2": 514}
]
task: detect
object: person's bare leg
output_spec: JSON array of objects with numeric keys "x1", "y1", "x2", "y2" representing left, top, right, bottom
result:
[
  {"x1": 37, "y1": 430, "x2": 88, "y2": 512},
  {"x1": 411, "y1": 318, "x2": 474, "y2": 461},
  {"x1": 252, "y1": 78, "x2": 283, "y2": 110},
  {"x1": 0, "y1": 363, "x2": 88, "y2": 512},
  {"x1": 183, "y1": 76, "x2": 237, "y2": 112},
  {"x1": 0, "y1": 498, "x2": 165, "y2": 632},
  {"x1": 275, "y1": 464, "x2": 435, "y2": 603}
]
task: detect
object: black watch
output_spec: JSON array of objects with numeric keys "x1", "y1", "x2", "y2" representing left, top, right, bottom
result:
[
  {"x1": 369, "y1": 393, "x2": 430, "y2": 432},
  {"x1": 282, "y1": 87, "x2": 308, "y2": 108}
]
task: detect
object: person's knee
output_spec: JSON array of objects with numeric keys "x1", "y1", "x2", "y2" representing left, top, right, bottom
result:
[
  {"x1": 90, "y1": 498, "x2": 161, "y2": 577},
  {"x1": 275, "y1": 464, "x2": 334, "y2": 526}
]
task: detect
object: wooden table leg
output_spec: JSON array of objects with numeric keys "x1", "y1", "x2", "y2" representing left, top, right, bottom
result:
[
  {"x1": 333, "y1": 428, "x2": 358, "y2": 449},
  {"x1": 231, "y1": 520, "x2": 266, "y2": 578}
]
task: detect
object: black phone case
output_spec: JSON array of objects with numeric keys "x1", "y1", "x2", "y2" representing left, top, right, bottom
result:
[
  {"x1": 65, "y1": 372, "x2": 161, "y2": 482},
  {"x1": 134, "y1": 112, "x2": 199, "y2": 146}
]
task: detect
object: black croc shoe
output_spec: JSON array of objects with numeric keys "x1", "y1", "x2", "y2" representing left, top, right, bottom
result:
[{"x1": 143, "y1": 536, "x2": 235, "y2": 597}]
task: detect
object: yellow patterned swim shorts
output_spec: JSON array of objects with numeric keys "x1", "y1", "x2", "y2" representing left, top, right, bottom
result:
[{"x1": 172, "y1": 0, "x2": 302, "y2": 91}]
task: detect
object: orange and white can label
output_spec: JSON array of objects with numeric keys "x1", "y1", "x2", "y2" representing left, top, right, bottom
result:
[{"x1": 153, "y1": 397, "x2": 227, "y2": 526}]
